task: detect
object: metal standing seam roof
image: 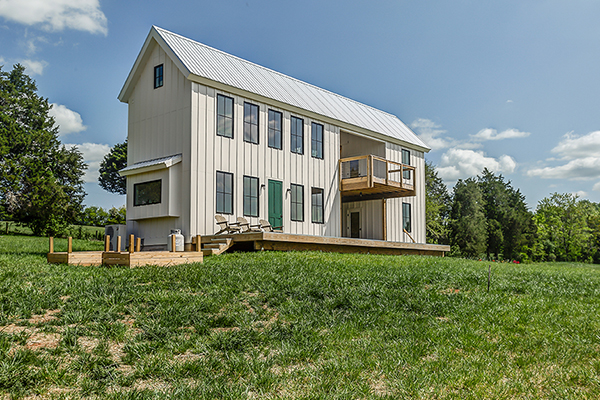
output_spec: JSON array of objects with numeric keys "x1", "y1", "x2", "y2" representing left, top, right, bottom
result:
[
  {"x1": 129, "y1": 26, "x2": 430, "y2": 151},
  {"x1": 119, "y1": 154, "x2": 182, "y2": 176}
]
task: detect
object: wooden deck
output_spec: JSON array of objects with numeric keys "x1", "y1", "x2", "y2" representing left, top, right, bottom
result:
[
  {"x1": 202, "y1": 232, "x2": 450, "y2": 256},
  {"x1": 47, "y1": 251, "x2": 203, "y2": 267}
]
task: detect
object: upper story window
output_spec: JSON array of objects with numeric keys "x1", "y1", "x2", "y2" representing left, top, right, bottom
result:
[
  {"x1": 134, "y1": 180, "x2": 161, "y2": 206},
  {"x1": 217, "y1": 94, "x2": 234, "y2": 138},
  {"x1": 154, "y1": 65, "x2": 164, "y2": 89},
  {"x1": 216, "y1": 171, "x2": 233, "y2": 214},
  {"x1": 311, "y1": 187, "x2": 324, "y2": 224},
  {"x1": 311, "y1": 122, "x2": 324, "y2": 159},
  {"x1": 403, "y1": 202, "x2": 411, "y2": 233},
  {"x1": 291, "y1": 116, "x2": 304, "y2": 155},
  {"x1": 243, "y1": 102, "x2": 259, "y2": 144},
  {"x1": 243, "y1": 176, "x2": 259, "y2": 217},
  {"x1": 290, "y1": 184, "x2": 304, "y2": 222},
  {"x1": 268, "y1": 110, "x2": 282, "y2": 150},
  {"x1": 402, "y1": 149, "x2": 411, "y2": 180}
]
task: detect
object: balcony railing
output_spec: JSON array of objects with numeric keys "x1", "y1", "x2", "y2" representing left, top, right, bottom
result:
[{"x1": 339, "y1": 155, "x2": 415, "y2": 202}]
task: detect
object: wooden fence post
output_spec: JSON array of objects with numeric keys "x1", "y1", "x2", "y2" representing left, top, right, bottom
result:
[
  {"x1": 104, "y1": 235, "x2": 110, "y2": 252},
  {"x1": 129, "y1": 234, "x2": 134, "y2": 254},
  {"x1": 67, "y1": 237, "x2": 72, "y2": 254},
  {"x1": 196, "y1": 235, "x2": 201, "y2": 252},
  {"x1": 49, "y1": 237, "x2": 54, "y2": 254},
  {"x1": 170, "y1": 234, "x2": 176, "y2": 252},
  {"x1": 136, "y1": 237, "x2": 141, "y2": 252},
  {"x1": 116, "y1": 236, "x2": 122, "y2": 253}
]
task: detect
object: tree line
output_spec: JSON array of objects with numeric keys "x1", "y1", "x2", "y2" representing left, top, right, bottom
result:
[{"x1": 426, "y1": 162, "x2": 600, "y2": 263}]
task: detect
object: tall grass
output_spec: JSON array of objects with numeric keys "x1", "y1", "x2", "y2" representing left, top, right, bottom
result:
[{"x1": 1, "y1": 235, "x2": 600, "y2": 398}]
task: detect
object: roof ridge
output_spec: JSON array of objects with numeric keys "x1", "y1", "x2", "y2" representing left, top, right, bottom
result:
[{"x1": 153, "y1": 26, "x2": 401, "y2": 120}]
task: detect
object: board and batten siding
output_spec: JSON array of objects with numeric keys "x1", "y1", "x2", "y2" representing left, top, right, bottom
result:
[
  {"x1": 125, "y1": 43, "x2": 192, "y2": 245},
  {"x1": 190, "y1": 83, "x2": 341, "y2": 238},
  {"x1": 385, "y1": 143, "x2": 426, "y2": 243}
]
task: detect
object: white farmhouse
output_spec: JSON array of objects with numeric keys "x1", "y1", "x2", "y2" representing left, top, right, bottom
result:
[{"x1": 118, "y1": 26, "x2": 432, "y2": 251}]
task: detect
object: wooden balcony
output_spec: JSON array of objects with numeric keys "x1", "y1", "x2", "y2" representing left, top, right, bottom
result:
[{"x1": 339, "y1": 155, "x2": 416, "y2": 202}]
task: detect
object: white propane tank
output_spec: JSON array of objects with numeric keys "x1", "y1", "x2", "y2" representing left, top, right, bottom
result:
[{"x1": 168, "y1": 229, "x2": 184, "y2": 252}]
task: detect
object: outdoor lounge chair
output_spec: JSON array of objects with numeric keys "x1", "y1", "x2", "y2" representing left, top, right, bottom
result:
[
  {"x1": 259, "y1": 219, "x2": 283, "y2": 232},
  {"x1": 215, "y1": 215, "x2": 241, "y2": 234},
  {"x1": 236, "y1": 217, "x2": 262, "y2": 232}
]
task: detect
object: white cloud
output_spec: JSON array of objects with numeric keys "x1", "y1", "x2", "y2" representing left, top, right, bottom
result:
[
  {"x1": 593, "y1": 182, "x2": 600, "y2": 192},
  {"x1": 471, "y1": 128, "x2": 531, "y2": 141},
  {"x1": 49, "y1": 103, "x2": 87, "y2": 136},
  {"x1": 0, "y1": 0, "x2": 107, "y2": 35},
  {"x1": 437, "y1": 148, "x2": 517, "y2": 181},
  {"x1": 551, "y1": 131, "x2": 600, "y2": 159},
  {"x1": 64, "y1": 142, "x2": 110, "y2": 183},
  {"x1": 20, "y1": 59, "x2": 47, "y2": 75},
  {"x1": 527, "y1": 157, "x2": 600, "y2": 180},
  {"x1": 574, "y1": 191, "x2": 588, "y2": 198},
  {"x1": 506, "y1": 100, "x2": 513, "y2": 103},
  {"x1": 411, "y1": 118, "x2": 455, "y2": 151}
]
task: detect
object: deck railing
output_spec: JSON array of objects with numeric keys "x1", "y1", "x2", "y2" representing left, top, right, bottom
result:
[{"x1": 339, "y1": 155, "x2": 415, "y2": 199}]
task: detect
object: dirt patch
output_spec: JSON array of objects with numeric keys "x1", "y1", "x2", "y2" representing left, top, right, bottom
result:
[
  {"x1": 78, "y1": 336, "x2": 100, "y2": 352},
  {"x1": 26, "y1": 331, "x2": 60, "y2": 350},
  {"x1": 28, "y1": 309, "x2": 60, "y2": 324},
  {"x1": 2, "y1": 323, "x2": 28, "y2": 334}
]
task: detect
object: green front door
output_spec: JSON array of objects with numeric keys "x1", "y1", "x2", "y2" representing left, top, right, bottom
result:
[{"x1": 268, "y1": 180, "x2": 283, "y2": 229}]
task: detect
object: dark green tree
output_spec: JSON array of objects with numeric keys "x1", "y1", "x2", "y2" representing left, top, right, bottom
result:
[
  {"x1": 0, "y1": 64, "x2": 86, "y2": 236},
  {"x1": 425, "y1": 161, "x2": 451, "y2": 244},
  {"x1": 477, "y1": 168, "x2": 534, "y2": 260},
  {"x1": 449, "y1": 178, "x2": 487, "y2": 257},
  {"x1": 99, "y1": 140, "x2": 127, "y2": 195}
]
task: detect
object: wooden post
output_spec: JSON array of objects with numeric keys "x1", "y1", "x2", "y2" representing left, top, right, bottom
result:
[
  {"x1": 104, "y1": 235, "x2": 110, "y2": 252},
  {"x1": 170, "y1": 234, "x2": 176, "y2": 252},
  {"x1": 382, "y1": 199, "x2": 387, "y2": 241},
  {"x1": 129, "y1": 234, "x2": 134, "y2": 254},
  {"x1": 136, "y1": 237, "x2": 141, "y2": 252},
  {"x1": 196, "y1": 235, "x2": 201, "y2": 252},
  {"x1": 67, "y1": 237, "x2": 72, "y2": 254},
  {"x1": 116, "y1": 236, "x2": 122, "y2": 253},
  {"x1": 49, "y1": 237, "x2": 54, "y2": 254}
]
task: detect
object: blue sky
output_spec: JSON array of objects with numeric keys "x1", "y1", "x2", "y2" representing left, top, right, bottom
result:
[{"x1": 1, "y1": 0, "x2": 599, "y2": 210}]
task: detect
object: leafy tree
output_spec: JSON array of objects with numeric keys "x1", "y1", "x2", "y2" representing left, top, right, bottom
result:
[
  {"x1": 449, "y1": 178, "x2": 487, "y2": 257},
  {"x1": 477, "y1": 168, "x2": 534, "y2": 260},
  {"x1": 107, "y1": 206, "x2": 126, "y2": 225},
  {"x1": 99, "y1": 140, "x2": 127, "y2": 195},
  {"x1": 425, "y1": 161, "x2": 450, "y2": 244},
  {"x1": 0, "y1": 64, "x2": 86, "y2": 236},
  {"x1": 534, "y1": 193, "x2": 589, "y2": 261},
  {"x1": 80, "y1": 206, "x2": 110, "y2": 226}
]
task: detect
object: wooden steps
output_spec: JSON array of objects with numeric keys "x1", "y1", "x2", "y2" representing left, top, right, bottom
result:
[{"x1": 201, "y1": 237, "x2": 233, "y2": 256}]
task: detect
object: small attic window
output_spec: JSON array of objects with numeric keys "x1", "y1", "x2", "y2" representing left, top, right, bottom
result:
[{"x1": 154, "y1": 64, "x2": 163, "y2": 89}]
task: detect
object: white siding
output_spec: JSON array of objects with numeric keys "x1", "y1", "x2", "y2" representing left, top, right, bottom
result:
[
  {"x1": 385, "y1": 143, "x2": 426, "y2": 243},
  {"x1": 190, "y1": 84, "x2": 341, "y2": 238},
  {"x1": 342, "y1": 200, "x2": 384, "y2": 240},
  {"x1": 125, "y1": 43, "x2": 192, "y2": 244}
]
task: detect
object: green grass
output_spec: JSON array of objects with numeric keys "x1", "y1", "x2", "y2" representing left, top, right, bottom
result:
[{"x1": 1, "y1": 235, "x2": 600, "y2": 398}]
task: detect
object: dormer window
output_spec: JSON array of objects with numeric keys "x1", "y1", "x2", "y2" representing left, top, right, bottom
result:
[{"x1": 154, "y1": 64, "x2": 164, "y2": 89}]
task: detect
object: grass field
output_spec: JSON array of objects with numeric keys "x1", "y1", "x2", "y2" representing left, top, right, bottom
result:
[{"x1": 1, "y1": 235, "x2": 600, "y2": 399}]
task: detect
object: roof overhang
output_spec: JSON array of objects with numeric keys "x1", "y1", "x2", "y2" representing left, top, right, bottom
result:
[
  {"x1": 118, "y1": 26, "x2": 191, "y2": 103},
  {"x1": 119, "y1": 154, "x2": 182, "y2": 176}
]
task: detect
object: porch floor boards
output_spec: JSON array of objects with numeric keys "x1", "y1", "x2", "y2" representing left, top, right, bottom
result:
[{"x1": 202, "y1": 232, "x2": 450, "y2": 256}]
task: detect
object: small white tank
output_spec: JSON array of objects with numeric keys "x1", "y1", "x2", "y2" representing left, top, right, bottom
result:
[{"x1": 168, "y1": 229, "x2": 184, "y2": 252}]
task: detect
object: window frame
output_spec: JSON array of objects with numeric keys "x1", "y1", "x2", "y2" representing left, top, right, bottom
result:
[
  {"x1": 243, "y1": 175, "x2": 259, "y2": 217},
  {"x1": 216, "y1": 94, "x2": 234, "y2": 139},
  {"x1": 402, "y1": 149, "x2": 411, "y2": 180},
  {"x1": 290, "y1": 184, "x2": 304, "y2": 222},
  {"x1": 243, "y1": 102, "x2": 259, "y2": 144},
  {"x1": 216, "y1": 171, "x2": 234, "y2": 215},
  {"x1": 290, "y1": 116, "x2": 304, "y2": 155},
  {"x1": 402, "y1": 202, "x2": 412, "y2": 233},
  {"x1": 154, "y1": 64, "x2": 163, "y2": 89},
  {"x1": 311, "y1": 122, "x2": 324, "y2": 159},
  {"x1": 311, "y1": 187, "x2": 324, "y2": 224},
  {"x1": 268, "y1": 109, "x2": 283, "y2": 150},
  {"x1": 134, "y1": 179, "x2": 162, "y2": 207}
]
